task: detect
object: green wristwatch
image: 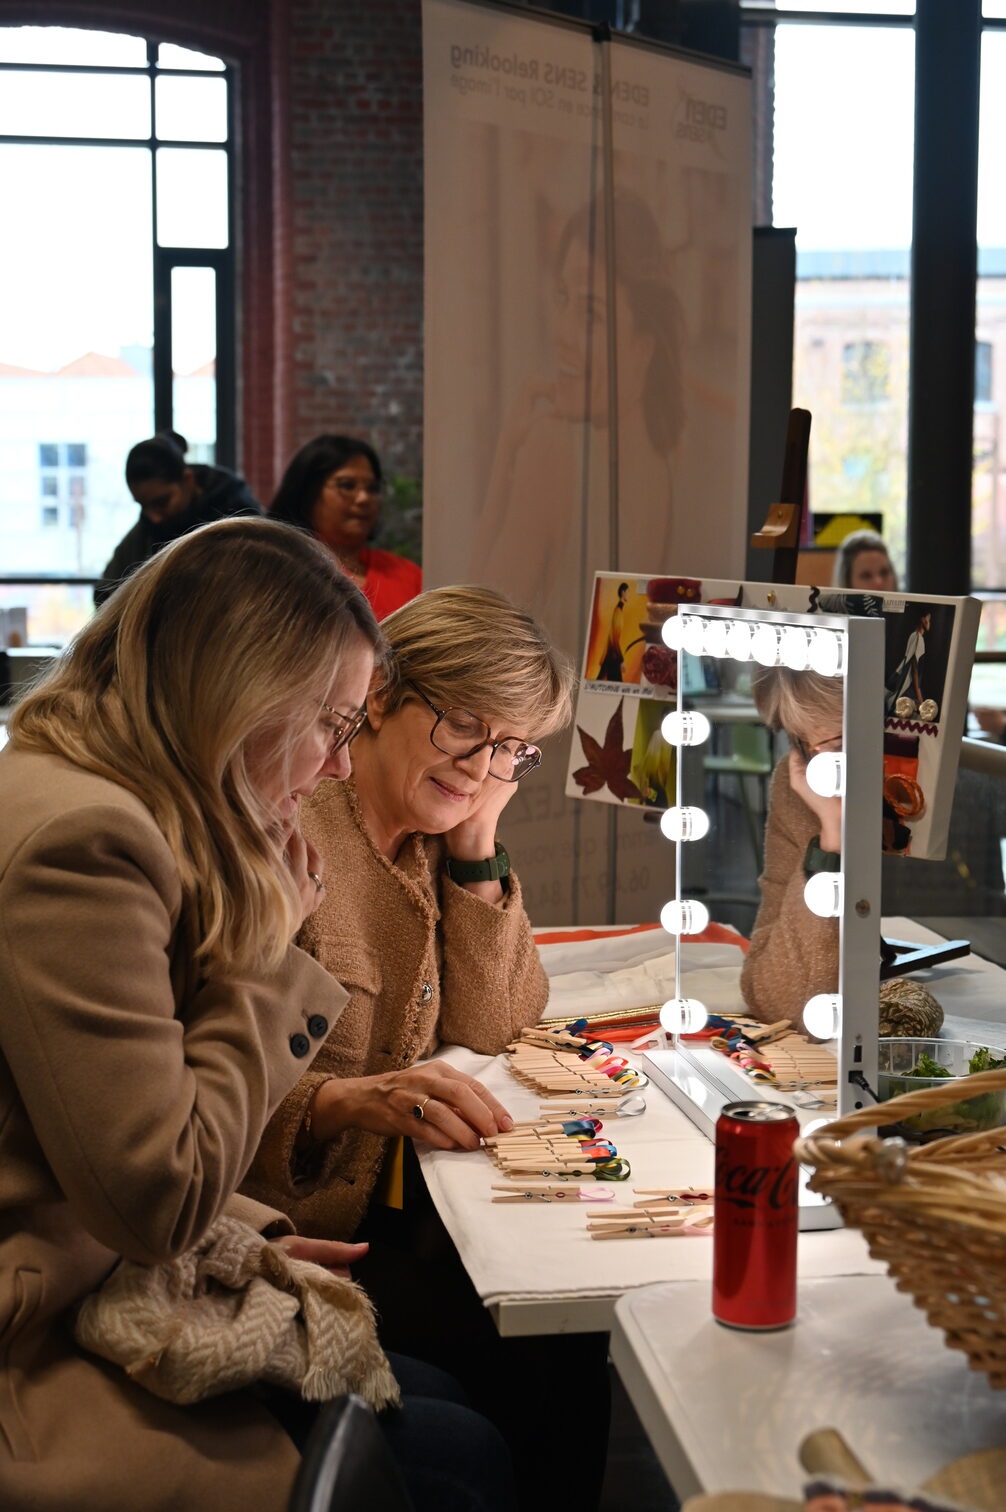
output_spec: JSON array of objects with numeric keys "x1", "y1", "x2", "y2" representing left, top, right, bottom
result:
[
  {"x1": 803, "y1": 834, "x2": 841, "y2": 878},
  {"x1": 445, "y1": 842, "x2": 510, "y2": 885}
]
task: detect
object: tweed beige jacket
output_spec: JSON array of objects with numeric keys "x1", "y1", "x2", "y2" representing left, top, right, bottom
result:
[
  {"x1": 0, "y1": 747, "x2": 348, "y2": 1512},
  {"x1": 243, "y1": 776, "x2": 548, "y2": 1238},
  {"x1": 740, "y1": 755, "x2": 840, "y2": 1028}
]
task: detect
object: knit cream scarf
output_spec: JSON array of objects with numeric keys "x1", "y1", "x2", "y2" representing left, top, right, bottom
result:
[{"x1": 74, "y1": 1215, "x2": 400, "y2": 1411}]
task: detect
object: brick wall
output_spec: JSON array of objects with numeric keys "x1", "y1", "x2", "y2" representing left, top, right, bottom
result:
[
  {"x1": 284, "y1": 0, "x2": 424, "y2": 487},
  {"x1": 0, "y1": 0, "x2": 426, "y2": 505}
]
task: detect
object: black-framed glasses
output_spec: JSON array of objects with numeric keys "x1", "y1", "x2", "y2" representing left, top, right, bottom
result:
[
  {"x1": 407, "y1": 682, "x2": 541, "y2": 782},
  {"x1": 323, "y1": 701, "x2": 368, "y2": 752}
]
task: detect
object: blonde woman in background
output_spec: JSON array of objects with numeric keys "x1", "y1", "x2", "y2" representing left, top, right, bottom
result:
[{"x1": 831, "y1": 528, "x2": 898, "y2": 592}]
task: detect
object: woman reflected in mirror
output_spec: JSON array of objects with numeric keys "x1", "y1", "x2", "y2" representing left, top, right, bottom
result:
[{"x1": 740, "y1": 666, "x2": 845, "y2": 1031}]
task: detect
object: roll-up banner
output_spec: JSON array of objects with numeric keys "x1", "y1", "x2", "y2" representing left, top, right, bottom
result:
[{"x1": 423, "y1": 0, "x2": 752, "y2": 923}]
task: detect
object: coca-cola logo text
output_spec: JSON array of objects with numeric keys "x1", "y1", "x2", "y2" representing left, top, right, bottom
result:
[{"x1": 715, "y1": 1147, "x2": 798, "y2": 1211}]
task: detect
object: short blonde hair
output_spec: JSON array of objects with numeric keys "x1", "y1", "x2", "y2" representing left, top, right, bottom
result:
[
  {"x1": 751, "y1": 665, "x2": 844, "y2": 737},
  {"x1": 378, "y1": 585, "x2": 573, "y2": 739},
  {"x1": 12, "y1": 518, "x2": 383, "y2": 975}
]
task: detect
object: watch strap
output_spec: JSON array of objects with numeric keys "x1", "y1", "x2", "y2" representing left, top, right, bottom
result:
[
  {"x1": 803, "y1": 834, "x2": 841, "y2": 877},
  {"x1": 446, "y1": 842, "x2": 510, "y2": 885}
]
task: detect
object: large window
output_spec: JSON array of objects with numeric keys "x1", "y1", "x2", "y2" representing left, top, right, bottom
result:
[
  {"x1": 0, "y1": 24, "x2": 233, "y2": 642},
  {"x1": 760, "y1": 13, "x2": 915, "y2": 580},
  {"x1": 744, "y1": 0, "x2": 1006, "y2": 700}
]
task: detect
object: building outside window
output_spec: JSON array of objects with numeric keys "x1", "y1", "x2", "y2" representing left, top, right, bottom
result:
[
  {"x1": 0, "y1": 24, "x2": 233, "y2": 646},
  {"x1": 742, "y1": 0, "x2": 1006, "y2": 694}
]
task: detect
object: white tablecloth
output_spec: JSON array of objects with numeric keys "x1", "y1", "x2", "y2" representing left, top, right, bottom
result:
[{"x1": 418, "y1": 916, "x2": 1006, "y2": 1327}]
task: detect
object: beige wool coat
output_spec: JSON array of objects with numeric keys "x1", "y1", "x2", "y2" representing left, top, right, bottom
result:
[
  {"x1": 243, "y1": 776, "x2": 548, "y2": 1238},
  {"x1": 0, "y1": 747, "x2": 349, "y2": 1512},
  {"x1": 740, "y1": 755, "x2": 840, "y2": 1027}
]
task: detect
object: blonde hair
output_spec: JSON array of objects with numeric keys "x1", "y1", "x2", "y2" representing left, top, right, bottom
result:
[
  {"x1": 11, "y1": 518, "x2": 382, "y2": 975},
  {"x1": 377, "y1": 585, "x2": 573, "y2": 738},
  {"x1": 751, "y1": 665, "x2": 844, "y2": 737},
  {"x1": 832, "y1": 529, "x2": 897, "y2": 589}
]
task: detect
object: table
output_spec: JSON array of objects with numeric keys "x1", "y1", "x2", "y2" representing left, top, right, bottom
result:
[
  {"x1": 610, "y1": 1275, "x2": 1006, "y2": 1499},
  {"x1": 418, "y1": 918, "x2": 1006, "y2": 1338}
]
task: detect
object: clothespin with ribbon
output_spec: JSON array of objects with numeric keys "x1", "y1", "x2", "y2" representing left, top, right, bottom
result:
[
  {"x1": 587, "y1": 1209, "x2": 714, "y2": 1240},
  {"x1": 633, "y1": 1187, "x2": 714, "y2": 1205},
  {"x1": 490, "y1": 1182, "x2": 616, "y2": 1204}
]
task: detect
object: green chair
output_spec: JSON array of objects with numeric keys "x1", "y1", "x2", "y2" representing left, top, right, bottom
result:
[{"x1": 703, "y1": 723, "x2": 774, "y2": 872}]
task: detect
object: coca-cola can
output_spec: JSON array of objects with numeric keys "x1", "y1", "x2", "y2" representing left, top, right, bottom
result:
[{"x1": 713, "y1": 1100, "x2": 798, "y2": 1330}]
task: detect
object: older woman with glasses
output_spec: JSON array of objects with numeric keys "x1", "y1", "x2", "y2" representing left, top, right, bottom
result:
[
  {"x1": 244, "y1": 584, "x2": 573, "y2": 1240},
  {"x1": 269, "y1": 434, "x2": 422, "y2": 618},
  {"x1": 740, "y1": 664, "x2": 845, "y2": 1030},
  {"x1": 241, "y1": 585, "x2": 599, "y2": 1512}
]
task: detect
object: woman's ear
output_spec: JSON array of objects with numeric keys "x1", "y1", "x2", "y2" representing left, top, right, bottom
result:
[{"x1": 366, "y1": 683, "x2": 390, "y2": 732}]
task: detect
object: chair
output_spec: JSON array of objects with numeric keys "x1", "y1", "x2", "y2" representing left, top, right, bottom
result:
[
  {"x1": 703, "y1": 722, "x2": 774, "y2": 871},
  {"x1": 289, "y1": 1394, "x2": 414, "y2": 1512}
]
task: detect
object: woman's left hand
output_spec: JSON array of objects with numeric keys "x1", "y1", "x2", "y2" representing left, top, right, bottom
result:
[
  {"x1": 271, "y1": 1235, "x2": 369, "y2": 1279},
  {"x1": 788, "y1": 747, "x2": 842, "y2": 853},
  {"x1": 444, "y1": 773, "x2": 518, "y2": 865}
]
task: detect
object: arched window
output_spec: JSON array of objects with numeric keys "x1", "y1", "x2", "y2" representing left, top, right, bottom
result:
[{"x1": 0, "y1": 22, "x2": 234, "y2": 636}]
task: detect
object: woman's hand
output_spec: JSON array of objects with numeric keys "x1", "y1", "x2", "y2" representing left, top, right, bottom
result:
[
  {"x1": 788, "y1": 747, "x2": 842, "y2": 854},
  {"x1": 271, "y1": 1234, "x2": 369, "y2": 1279},
  {"x1": 311, "y1": 1061, "x2": 514, "y2": 1151},
  {"x1": 445, "y1": 772, "x2": 519, "y2": 865},
  {"x1": 285, "y1": 826, "x2": 327, "y2": 926}
]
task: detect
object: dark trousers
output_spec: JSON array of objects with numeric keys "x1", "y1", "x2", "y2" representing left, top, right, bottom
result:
[
  {"x1": 354, "y1": 1144, "x2": 612, "y2": 1512},
  {"x1": 261, "y1": 1353, "x2": 515, "y2": 1512}
]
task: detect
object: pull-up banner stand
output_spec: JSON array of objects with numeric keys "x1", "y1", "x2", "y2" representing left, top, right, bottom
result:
[{"x1": 423, "y1": 0, "x2": 752, "y2": 924}]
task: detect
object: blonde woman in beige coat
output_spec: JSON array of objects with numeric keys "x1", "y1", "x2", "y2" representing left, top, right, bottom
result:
[{"x1": 0, "y1": 520, "x2": 385, "y2": 1512}]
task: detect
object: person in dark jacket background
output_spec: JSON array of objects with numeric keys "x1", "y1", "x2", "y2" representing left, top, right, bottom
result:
[{"x1": 94, "y1": 431, "x2": 261, "y2": 605}]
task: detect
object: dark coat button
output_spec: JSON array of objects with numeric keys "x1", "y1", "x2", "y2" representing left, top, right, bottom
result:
[
  {"x1": 289, "y1": 1033, "x2": 311, "y2": 1058},
  {"x1": 420, "y1": 983, "x2": 433, "y2": 1003},
  {"x1": 307, "y1": 1015, "x2": 329, "y2": 1039}
]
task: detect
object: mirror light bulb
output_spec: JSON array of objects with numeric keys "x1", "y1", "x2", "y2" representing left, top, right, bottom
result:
[
  {"x1": 661, "y1": 709, "x2": 711, "y2": 748},
  {"x1": 725, "y1": 620, "x2": 753, "y2": 661},
  {"x1": 803, "y1": 870, "x2": 844, "y2": 919},
  {"x1": 659, "y1": 997, "x2": 709, "y2": 1035},
  {"x1": 660, "y1": 805, "x2": 710, "y2": 843},
  {"x1": 661, "y1": 615, "x2": 686, "y2": 650},
  {"x1": 751, "y1": 622, "x2": 780, "y2": 668},
  {"x1": 704, "y1": 619, "x2": 729, "y2": 660},
  {"x1": 808, "y1": 627, "x2": 846, "y2": 678},
  {"x1": 806, "y1": 751, "x2": 845, "y2": 799},
  {"x1": 660, "y1": 898, "x2": 710, "y2": 936},
  {"x1": 681, "y1": 616, "x2": 705, "y2": 658},
  {"x1": 779, "y1": 625, "x2": 811, "y2": 671},
  {"x1": 803, "y1": 994, "x2": 841, "y2": 1040}
]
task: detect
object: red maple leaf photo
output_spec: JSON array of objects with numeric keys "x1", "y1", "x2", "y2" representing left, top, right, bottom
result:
[{"x1": 572, "y1": 699, "x2": 642, "y2": 803}]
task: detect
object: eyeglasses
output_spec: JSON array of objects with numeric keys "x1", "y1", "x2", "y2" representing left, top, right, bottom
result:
[
  {"x1": 323, "y1": 701, "x2": 369, "y2": 752},
  {"x1": 407, "y1": 682, "x2": 541, "y2": 782},
  {"x1": 790, "y1": 733, "x2": 843, "y2": 763},
  {"x1": 324, "y1": 474, "x2": 382, "y2": 499}
]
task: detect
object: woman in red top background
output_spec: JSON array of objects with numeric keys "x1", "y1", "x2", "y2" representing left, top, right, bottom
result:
[{"x1": 269, "y1": 435, "x2": 422, "y2": 619}]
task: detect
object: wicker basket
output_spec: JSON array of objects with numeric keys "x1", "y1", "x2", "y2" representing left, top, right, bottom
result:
[{"x1": 795, "y1": 1066, "x2": 1006, "y2": 1388}]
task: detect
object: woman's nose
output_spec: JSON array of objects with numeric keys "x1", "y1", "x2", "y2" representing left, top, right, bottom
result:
[
  {"x1": 454, "y1": 744, "x2": 493, "y2": 781},
  {"x1": 325, "y1": 742, "x2": 354, "y2": 782}
]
